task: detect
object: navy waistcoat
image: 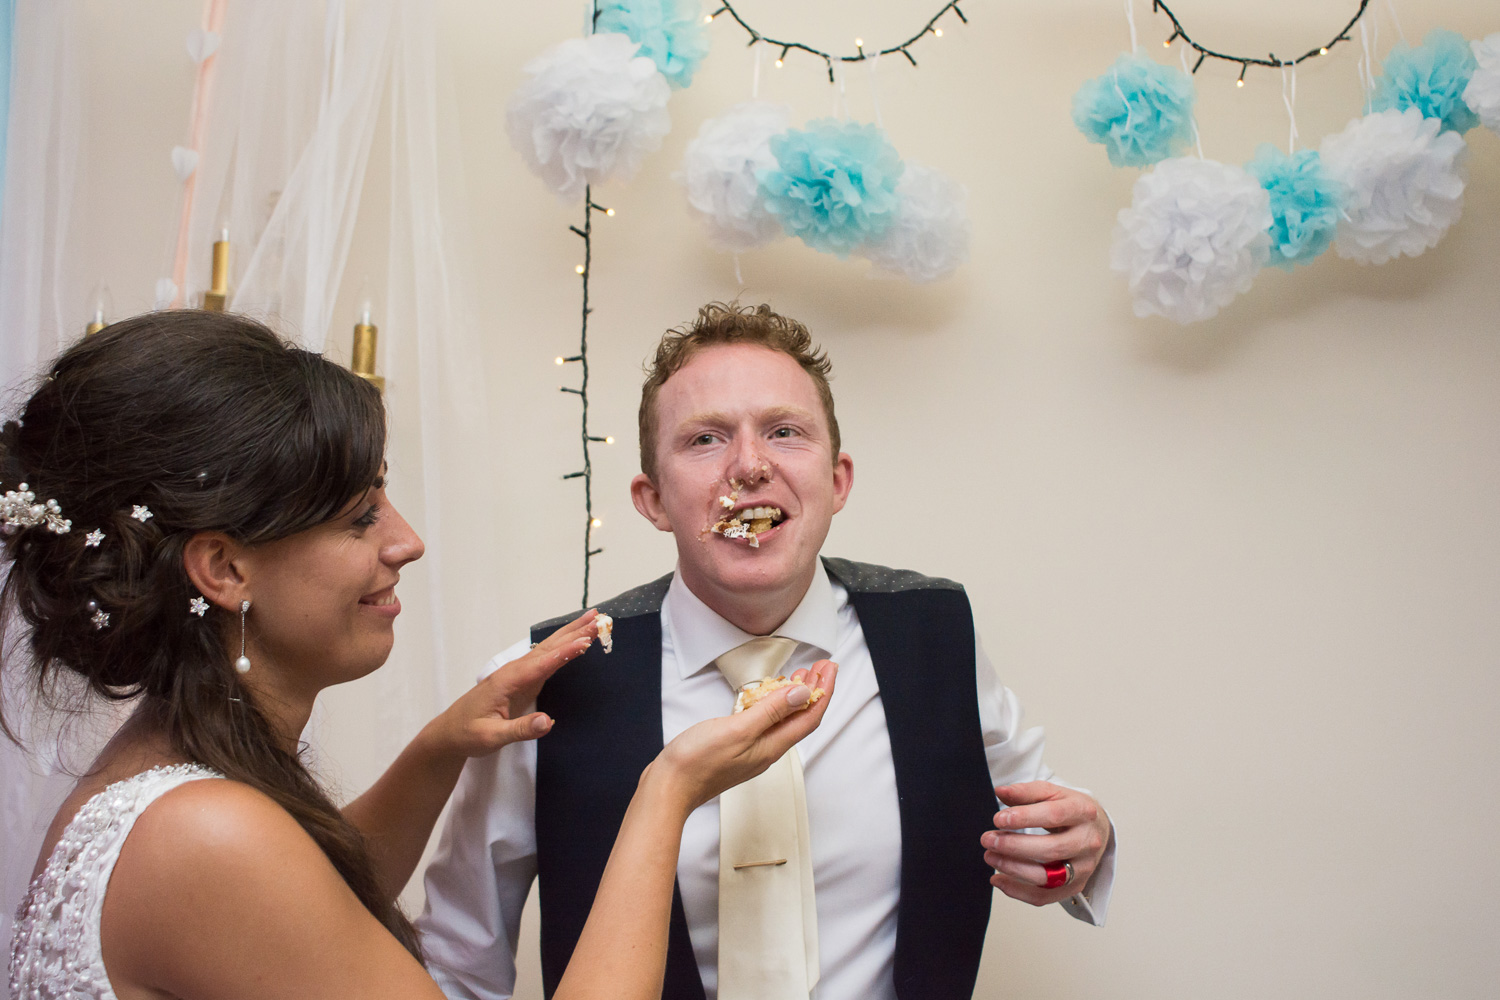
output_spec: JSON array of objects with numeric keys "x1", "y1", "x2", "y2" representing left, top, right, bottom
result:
[{"x1": 531, "y1": 558, "x2": 996, "y2": 1000}]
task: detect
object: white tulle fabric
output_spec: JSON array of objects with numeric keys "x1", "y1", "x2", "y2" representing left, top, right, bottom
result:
[
  {"x1": 1464, "y1": 34, "x2": 1500, "y2": 136},
  {"x1": 1320, "y1": 108, "x2": 1468, "y2": 265},
  {"x1": 1110, "y1": 157, "x2": 1272, "y2": 324},
  {"x1": 675, "y1": 100, "x2": 790, "y2": 252},
  {"x1": 859, "y1": 163, "x2": 972, "y2": 284},
  {"x1": 0, "y1": 1, "x2": 85, "y2": 392},
  {"x1": 8, "y1": 765, "x2": 222, "y2": 1000},
  {"x1": 0, "y1": 2, "x2": 90, "y2": 954},
  {"x1": 1, "y1": 0, "x2": 486, "y2": 943},
  {"x1": 506, "y1": 32, "x2": 672, "y2": 202}
]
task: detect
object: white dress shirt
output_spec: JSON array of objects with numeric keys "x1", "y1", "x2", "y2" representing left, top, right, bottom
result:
[{"x1": 419, "y1": 562, "x2": 1116, "y2": 1000}]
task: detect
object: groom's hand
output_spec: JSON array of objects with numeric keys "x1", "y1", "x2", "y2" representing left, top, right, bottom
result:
[{"x1": 981, "y1": 782, "x2": 1111, "y2": 906}]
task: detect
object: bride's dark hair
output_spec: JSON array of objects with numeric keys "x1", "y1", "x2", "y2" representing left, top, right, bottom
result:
[{"x1": 0, "y1": 310, "x2": 422, "y2": 960}]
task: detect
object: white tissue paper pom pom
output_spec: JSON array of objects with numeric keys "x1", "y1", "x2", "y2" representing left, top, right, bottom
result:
[
  {"x1": 859, "y1": 163, "x2": 971, "y2": 283},
  {"x1": 1110, "y1": 157, "x2": 1271, "y2": 324},
  {"x1": 1319, "y1": 108, "x2": 1467, "y2": 265},
  {"x1": 506, "y1": 33, "x2": 672, "y2": 202},
  {"x1": 675, "y1": 101, "x2": 791, "y2": 252},
  {"x1": 1464, "y1": 33, "x2": 1500, "y2": 135}
]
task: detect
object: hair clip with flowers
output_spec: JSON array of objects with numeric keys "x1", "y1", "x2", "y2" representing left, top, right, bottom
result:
[{"x1": 1, "y1": 482, "x2": 71, "y2": 536}]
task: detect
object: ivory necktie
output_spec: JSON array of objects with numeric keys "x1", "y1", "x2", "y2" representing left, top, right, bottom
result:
[{"x1": 715, "y1": 636, "x2": 819, "y2": 1000}]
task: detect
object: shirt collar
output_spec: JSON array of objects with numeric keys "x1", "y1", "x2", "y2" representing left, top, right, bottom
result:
[{"x1": 665, "y1": 560, "x2": 838, "y2": 680}]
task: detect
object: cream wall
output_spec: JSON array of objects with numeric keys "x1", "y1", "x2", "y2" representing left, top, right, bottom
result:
[{"x1": 62, "y1": 1, "x2": 1500, "y2": 998}]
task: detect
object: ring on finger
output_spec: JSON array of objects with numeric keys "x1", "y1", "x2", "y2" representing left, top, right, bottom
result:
[{"x1": 1043, "y1": 861, "x2": 1076, "y2": 889}]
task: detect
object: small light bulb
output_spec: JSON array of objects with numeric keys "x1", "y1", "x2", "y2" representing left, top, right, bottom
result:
[
  {"x1": 1236, "y1": 78, "x2": 1245, "y2": 88},
  {"x1": 854, "y1": 37, "x2": 863, "y2": 48},
  {"x1": 555, "y1": 356, "x2": 565, "y2": 365},
  {"x1": 575, "y1": 264, "x2": 586, "y2": 274},
  {"x1": 703, "y1": 13, "x2": 713, "y2": 23},
  {"x1": 605, "y1": 207, "x2": 615, "y2": 217},
  {"x1": 591, "y1": 518, "x2": 602, "y2": 528},
  {"x1": 1319, "y1": 47, "x2": 1329, "y2": 55},
  {"x1": 1164, "y1": 38, "x2": 1172, "y2": 48},
  {"x1": 775, "y1": 58, "x2": 784, "y2": 67},
  {"x1": 934, "y1": 27, "x2": 943, "y2": 37},
  {"x1": 604, "y1": 435, "x2": 615, "y2": 445}
]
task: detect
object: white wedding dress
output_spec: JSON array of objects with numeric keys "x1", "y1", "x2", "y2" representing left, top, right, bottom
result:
[{"x1": 9, "y1": 763, "x2": 222, "y2": 1000}]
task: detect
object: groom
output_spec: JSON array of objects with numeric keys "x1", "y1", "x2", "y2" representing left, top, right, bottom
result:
[{"x1": 419, "y1": 302, "x2": 1115, "y2": 1000}]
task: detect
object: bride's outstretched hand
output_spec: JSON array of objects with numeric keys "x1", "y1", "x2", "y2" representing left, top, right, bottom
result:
[
  {"x1": 426, "y1": 610, "x2": 602, "y2": 760},
  {"x1": 345, "y1": 612, "x2": 603, "y2": 902},
  {"x1": 654, "y1": 660, "x2": 838, "y2": 811}
]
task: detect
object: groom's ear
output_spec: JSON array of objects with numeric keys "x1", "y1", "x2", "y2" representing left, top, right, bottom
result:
[
  {"x1": 630, "y1": 474, "x2": 673, "y2": 533},
  {"x1": 831, "y1": 452, "x2": 853, "y2": 514}
]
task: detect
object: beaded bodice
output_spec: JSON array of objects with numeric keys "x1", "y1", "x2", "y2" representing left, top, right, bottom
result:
[{"x1": 9, "y1": 764, "x2": 222, "y2": 1000}]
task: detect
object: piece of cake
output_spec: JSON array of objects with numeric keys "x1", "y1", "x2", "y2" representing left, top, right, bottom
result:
[
  {"x1": 733, "y1": 675, "x2": 826, "y2": 713},
  {"x1": 594, "y1": 612, "x2": 613, "y2": 654}
]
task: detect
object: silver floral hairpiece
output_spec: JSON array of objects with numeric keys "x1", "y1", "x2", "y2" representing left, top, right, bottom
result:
[{"x1": 1, "y1": 483, "x2": 71, "y2": 536}]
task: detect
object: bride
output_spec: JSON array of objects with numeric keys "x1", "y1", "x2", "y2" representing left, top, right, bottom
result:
[{"x1": 3, "y1": 310, "x2": 836, "y2": 999}]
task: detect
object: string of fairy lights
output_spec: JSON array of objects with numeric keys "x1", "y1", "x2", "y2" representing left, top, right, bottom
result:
[
  {"x1": 706, "y1": 0, "x2": 969, "y2": 81},
  {"x1": 1155, "y1": 0, "x2": 1372, "y2": 84},
  {"x1": 555, "y1": 187, "x2": 617, "y2": 610}
]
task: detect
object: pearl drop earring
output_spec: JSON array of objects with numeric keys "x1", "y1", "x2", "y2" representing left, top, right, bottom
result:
[{"x1": 235, "y1": 600, "x2": 252, "y2": 674}]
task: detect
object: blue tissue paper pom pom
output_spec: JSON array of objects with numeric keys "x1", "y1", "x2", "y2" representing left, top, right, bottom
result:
[
  {"x1": 1372, "y1": 28, "x2": 1480, "y2": 134},
  {"x1": 1245, "y1": 145, "x2": 1344, "y2": 270},
  {"x1": 1072, "y1": 53, "x2": 1196, "y2": 167},
  {"x1": 595, "y1": 0, "x2": 711, "y2": 89},
  {"x1": 758, "y1": 120, "x2": 905, "y2": 257}
]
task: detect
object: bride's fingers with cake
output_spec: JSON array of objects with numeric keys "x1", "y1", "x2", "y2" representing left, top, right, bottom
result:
[
  {"x1": 341, "y1": 608, "x2": 608, "y2": 900},
  {"x1": 427, "y1": 609, "x2": 604, "y2": 758}
]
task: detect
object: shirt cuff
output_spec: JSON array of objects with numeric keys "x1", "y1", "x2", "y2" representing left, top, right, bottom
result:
[{"x1": 1058, "y1": 818, "x2": 1117, "y2": 926}]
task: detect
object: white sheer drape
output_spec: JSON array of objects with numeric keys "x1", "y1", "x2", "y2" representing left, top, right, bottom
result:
[
  {"x1": 0, "y1": 0, "x2": 87, "y2": 951},
  {"x1": 0, "y1": 0, "x2": 83, "y2": 387},
  {"x1": 1, "y1": 0, "x2": 489, "y2": 936}
]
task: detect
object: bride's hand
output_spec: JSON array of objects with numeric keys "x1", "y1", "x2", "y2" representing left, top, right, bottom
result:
[
  {"x1": 649, "y1": 660, "x2": 838, "y2": 812},
  {"x1": 423, "y1": 610, "x2": 601, "y2": 760}
]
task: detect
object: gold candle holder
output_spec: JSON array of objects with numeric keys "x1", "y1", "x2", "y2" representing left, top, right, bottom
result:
[
  {"x1": 352, "y1": 316, "x2": 385, "y2": 392},
  {"x1": 84, "y1": 284, "x2": 112, "y2": 336},
  {"x1": 203, "y1": 229, "x2": 229, "y2": 311}
]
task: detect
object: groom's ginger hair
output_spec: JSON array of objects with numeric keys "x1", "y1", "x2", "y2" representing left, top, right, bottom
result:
[{"x1": 637, "y1": 302, "x2": 840, "y2": 482}]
